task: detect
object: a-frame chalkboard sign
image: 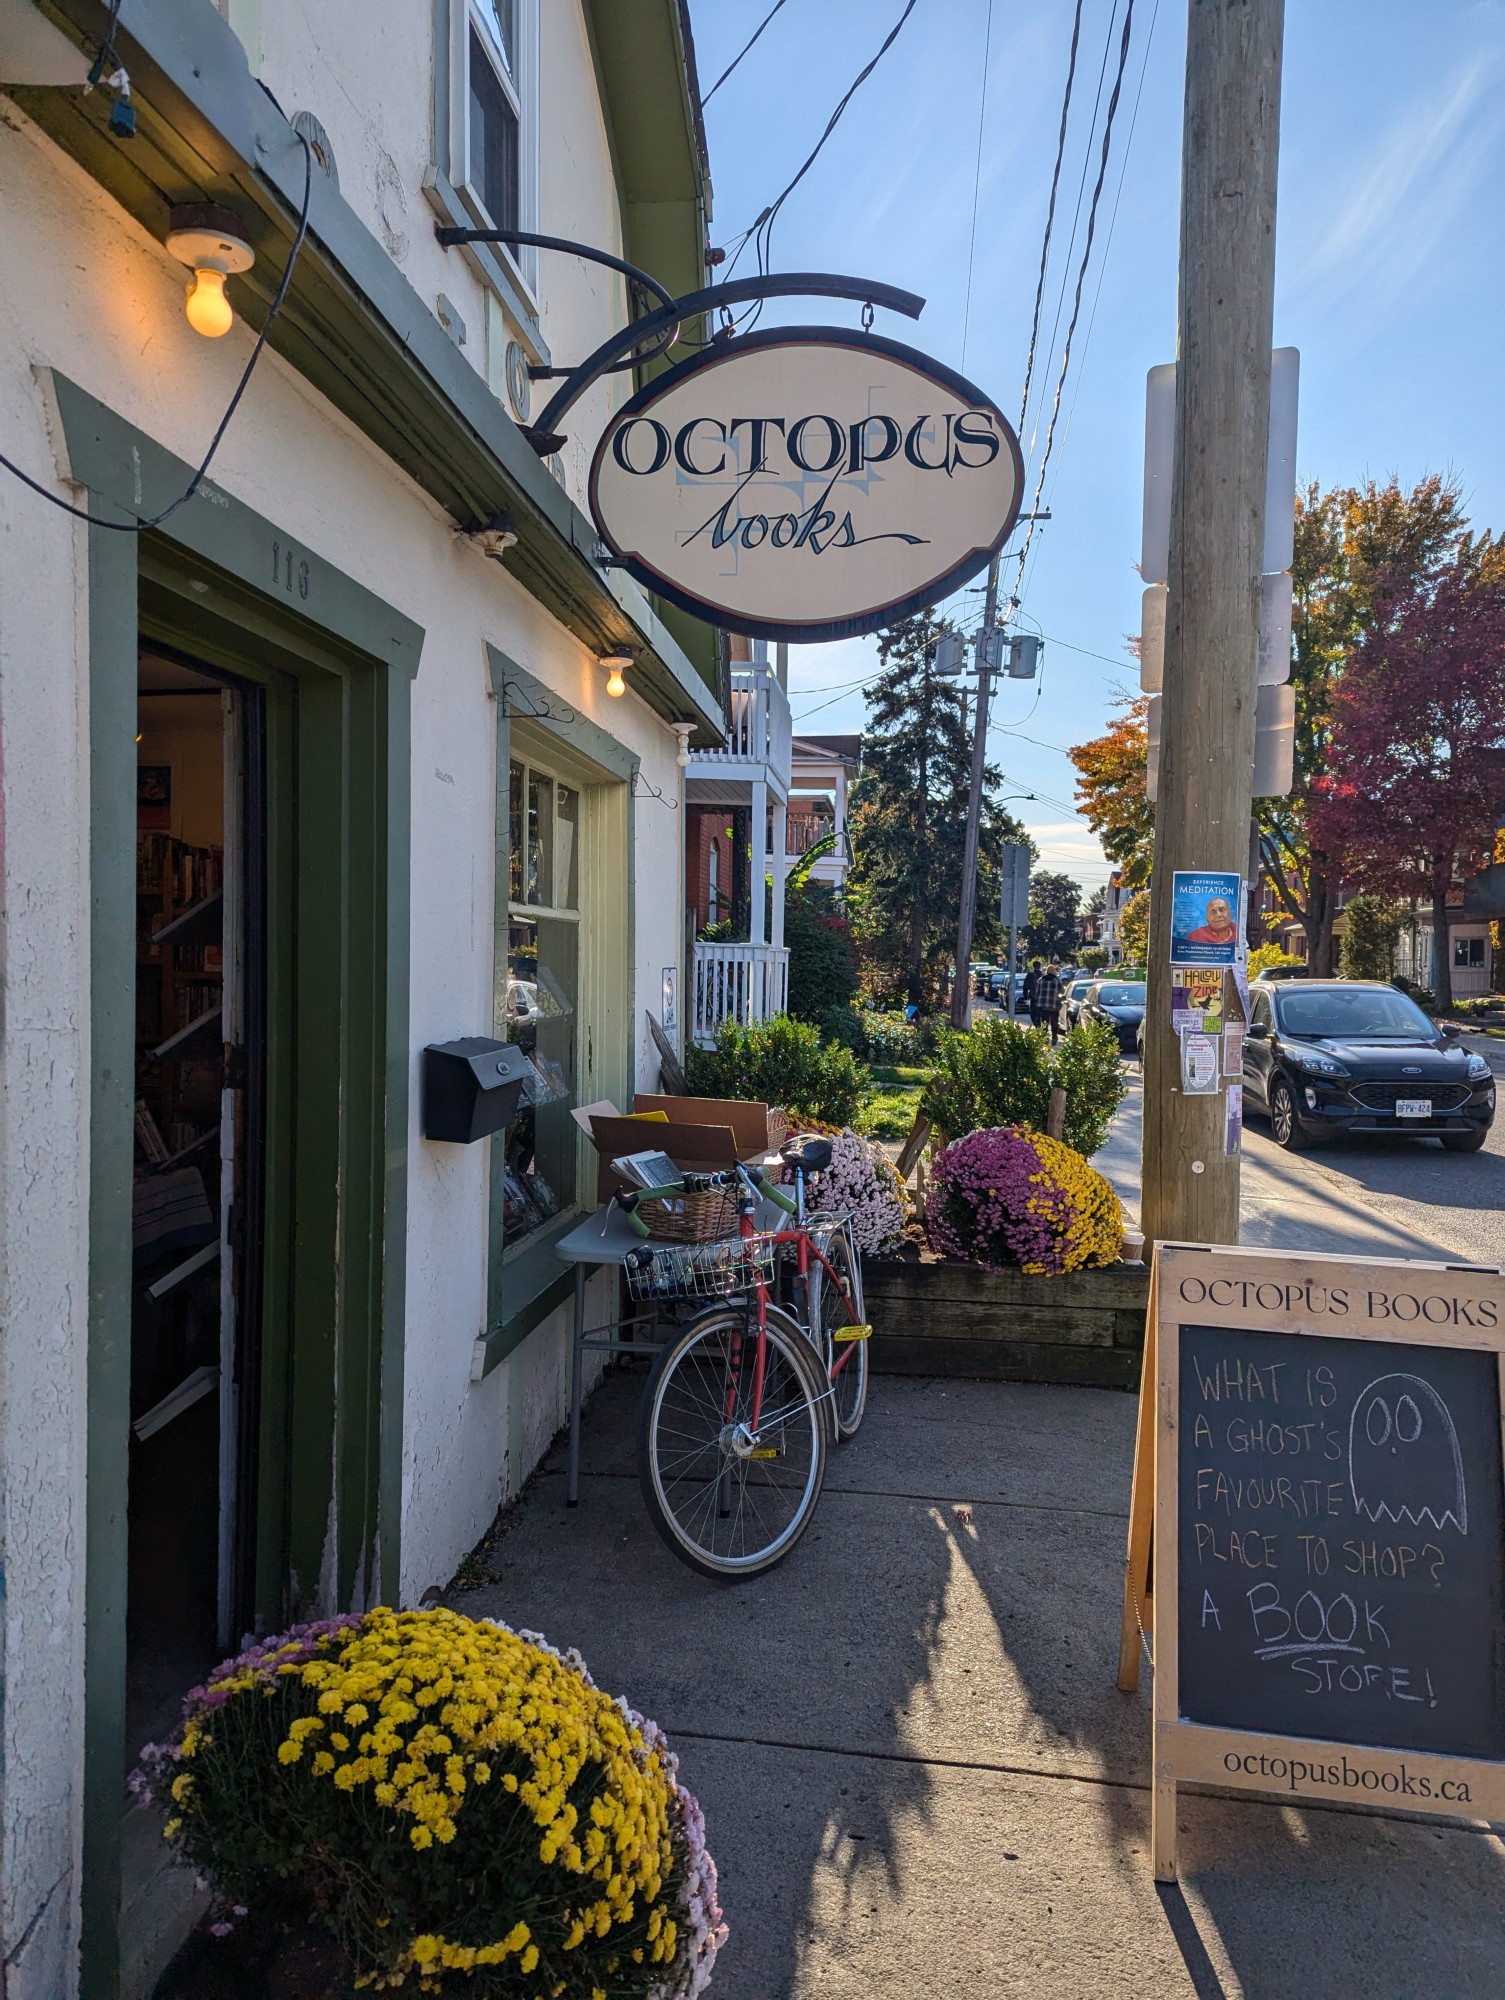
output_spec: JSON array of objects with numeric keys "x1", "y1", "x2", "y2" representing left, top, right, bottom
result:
[{"x1": 1119, "y1": 1242, "x2": 1505, "y2": 1879}]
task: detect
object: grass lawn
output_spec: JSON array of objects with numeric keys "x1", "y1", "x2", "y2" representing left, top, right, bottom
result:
[{"x1": 858, "y1": 1064, "x2": 928, "y2": 1141}]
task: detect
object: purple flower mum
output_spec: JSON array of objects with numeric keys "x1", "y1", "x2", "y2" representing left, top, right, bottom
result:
[{"x1": 926, "y1": 1126, "x2": 1075, "y2": 1274}]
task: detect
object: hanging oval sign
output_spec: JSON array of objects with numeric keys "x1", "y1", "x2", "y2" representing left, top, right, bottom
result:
[{"x1": 589, "y1": 326, "x2": 1024, "y2": 644}]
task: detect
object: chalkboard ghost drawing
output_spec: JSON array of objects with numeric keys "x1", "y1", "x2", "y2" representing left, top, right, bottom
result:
[{"x1": 1349, "y1": 1373, "x2": 1467, "y2": 1534}]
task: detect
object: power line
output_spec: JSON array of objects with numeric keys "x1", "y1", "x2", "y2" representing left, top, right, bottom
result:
[
  {"x1": 730, "y1": 0, "x2": 919, "y2": 284},
  {"x1": 1015, "y1": 1, "x2": 1085, "y2": 439},
  {"x1": 1010, "y1": 0, "x2": 1136, "y2": 608},
  {"x1": 702, "y1": 0, "x2": 791, "y2": 105},
  {"x1": 959, "y1": 0, "x2": 997, "y2": 372},
  {"x1": 1034, "y1": 0, "x2": 1163, "y2": 528}
]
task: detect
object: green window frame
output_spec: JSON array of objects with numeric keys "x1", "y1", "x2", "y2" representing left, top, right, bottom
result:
[{"x1": 475, "y1": 651, "x2": 636, "y2": 1378}]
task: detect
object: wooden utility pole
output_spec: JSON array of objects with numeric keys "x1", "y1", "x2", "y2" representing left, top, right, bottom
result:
[
  {"x1": 1140, "y1": 0, "x2": 1284, "y2": 1246},
  {"x1": 950, "y1": 553, "x2": 1002, "y2": 1029}
]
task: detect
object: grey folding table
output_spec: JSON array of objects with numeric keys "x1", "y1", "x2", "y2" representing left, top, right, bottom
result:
[{"x1": 554, "y1": 1202, "x2": 668, "y2": 1506}]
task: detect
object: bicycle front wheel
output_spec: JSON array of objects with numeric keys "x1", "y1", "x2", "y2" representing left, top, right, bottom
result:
[
  {"x1": 813, "y1": 1226, "x2": 868, "y2": 1442},
  {"x1": 639, "y1": 1305, "x2": 827, "y2": 1580}
]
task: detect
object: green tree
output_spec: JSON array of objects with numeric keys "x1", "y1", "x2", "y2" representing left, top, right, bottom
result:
[
  {"x1": 1118, "y1": 889, "x2": 1151, "y2": 965},
  {"x1": 1025, "y1": 872, "x2": 1083, "y2": 962},
  {"x1": 1261, "y1": 475, "x2": 1470, "y2": 974},
  {"x1": 784, "y1": 843, "x2": 860, "y2": 1020},
  {"x1": 1337, "y1": 894, "x2": 1408, "y2": 981},
  {"x1": 847, "y1": 614, "x2": 1029, "y2": 1008}
]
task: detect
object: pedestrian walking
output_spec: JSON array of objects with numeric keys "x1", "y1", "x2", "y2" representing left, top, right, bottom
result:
[
  {"x1": 1034, "y1": 963, "x2": 1063, "y2": 1044},
  {"x1": 1022, "y1": 959, "x2": 1041, "y2": 1022}
]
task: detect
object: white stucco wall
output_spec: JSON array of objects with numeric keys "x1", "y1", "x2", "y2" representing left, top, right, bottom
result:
[{"x1": 0, "y1": 1, "x2": 696, "y2": 1981}]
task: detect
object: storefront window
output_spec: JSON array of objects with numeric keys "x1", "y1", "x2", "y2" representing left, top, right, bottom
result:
[{"x1": 502, "y1": 760, "x2": 579, "y2": 1244}]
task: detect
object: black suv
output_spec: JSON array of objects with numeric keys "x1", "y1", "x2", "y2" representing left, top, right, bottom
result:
[{"x1": 1243, "y1": 979, "x2": 1495, "y2": 1153}]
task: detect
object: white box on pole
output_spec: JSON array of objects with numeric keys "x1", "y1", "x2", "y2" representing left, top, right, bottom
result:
[
  {"x1": 1140, "y1": 583, "x2": 1168, "y2": 692},
  {"x1": 1253, "y1": 681, "x2": 1295, "y2": 797},
  {"x1": 1000, "y1": 842, "x2": 1030, "y2": 930},
  {"x1": 1259, "y1": 571, "x2": 1293, "y2": 685},
  {"x1": 1141, "y1": 363, "x2": 1177, "y2": 588},
  {"x1": 1263, "y1": 348, "x2": 1300, "y2": 576}
]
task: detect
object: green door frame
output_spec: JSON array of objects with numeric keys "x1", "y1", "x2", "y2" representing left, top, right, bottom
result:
[{"x1": 51, "y1": 375, "x2": 421, "y2": 2000}]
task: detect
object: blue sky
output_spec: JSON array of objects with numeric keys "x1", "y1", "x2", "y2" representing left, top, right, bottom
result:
[{"x1": 686, "y1": 0, "x2": 1505, "y2": 891}]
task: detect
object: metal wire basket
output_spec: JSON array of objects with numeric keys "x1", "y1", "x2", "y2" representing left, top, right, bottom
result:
[{"x1": 624, "y1": 1231, "x2": 778, "y2": 1303}]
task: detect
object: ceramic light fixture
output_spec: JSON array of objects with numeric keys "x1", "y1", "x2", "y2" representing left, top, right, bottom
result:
[
  {"x1": 165, "y1": 203, "x2": 255, "y2": 337},
  {"x1": 599, "y1": 649, "x2": 632, "y2": 697}
]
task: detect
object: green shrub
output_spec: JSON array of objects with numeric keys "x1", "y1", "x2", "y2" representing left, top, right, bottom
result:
[
  {"x1": 919, "y1": 1016, "x2": 1126, "y2": 1157},
  {"x1": 1077, "y1": 946, "x2": 1109, "y2": 971},
  {"x1": 686, "y1": 1014, "x2": 867, "y2": 1127},
  {"x1": 1248, "y1": 942, "x2": 1304, "y2": 979},
  {"x1": 785, "y1": 890, "x2": 860, "y2": 1020},
  {"x1": 818, "y1": 1006, "x2": 933, "y2": 1065}
]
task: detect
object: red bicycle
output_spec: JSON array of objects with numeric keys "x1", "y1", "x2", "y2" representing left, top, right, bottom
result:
[{"x1": 618, "y1": 1137, "x2": 869, "y2": 1579}]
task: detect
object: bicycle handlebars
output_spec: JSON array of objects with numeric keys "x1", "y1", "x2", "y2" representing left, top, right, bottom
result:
[{"x1": 617, "y1": 1161, "x2": 798, "y2": 1237}]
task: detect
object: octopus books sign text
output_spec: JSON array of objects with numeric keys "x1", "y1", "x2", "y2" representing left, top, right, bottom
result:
[{"x1": 589, "y1": 328, "x2": 1024, "y2": 644}]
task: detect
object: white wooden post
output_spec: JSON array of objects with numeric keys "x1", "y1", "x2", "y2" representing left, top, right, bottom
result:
[
  {"x1": 771, "y1": 800, "x2": 787, "y2": 952},
  {"x1": 750, "y1": 777, "x2": 767, "y2": 948}
]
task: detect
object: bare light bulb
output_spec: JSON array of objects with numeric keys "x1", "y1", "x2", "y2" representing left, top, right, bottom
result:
[
  {"x1": 605, "y1": 663, "x2": 627, "y2": 697},
  {"x1": 167, "y1": 205, "x2": 255, "y2": 339},
  {"x1": 185, "y1": 267, "x2": 234, "y2": 338}
]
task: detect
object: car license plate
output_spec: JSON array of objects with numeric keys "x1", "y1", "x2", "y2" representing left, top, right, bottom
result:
[{"x1": 1395, "y1": 1097, "x2": 1431, "y2": 1119}]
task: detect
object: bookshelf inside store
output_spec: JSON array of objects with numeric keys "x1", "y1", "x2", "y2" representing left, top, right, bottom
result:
[{"x1": 135, "y1": 833, "x2": 224, "y2": 1160}]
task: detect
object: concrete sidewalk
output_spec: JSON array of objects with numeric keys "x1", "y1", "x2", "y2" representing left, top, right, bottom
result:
[{"x1": 454, "y1": 1367, "x2": 1505, "y2": 1999}]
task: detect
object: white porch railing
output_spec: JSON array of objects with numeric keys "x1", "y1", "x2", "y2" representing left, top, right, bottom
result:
[
  {"x1": 692, "y1": 940, "x2": 790, "y2": 1048},
  {"x1": 693, "y1": 667, "x2": 792, "y2": 787}
]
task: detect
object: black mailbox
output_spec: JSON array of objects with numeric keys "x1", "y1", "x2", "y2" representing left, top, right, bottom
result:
[{"x1": 423, "y1": 1037, "x2": 533, "y2": 1144}]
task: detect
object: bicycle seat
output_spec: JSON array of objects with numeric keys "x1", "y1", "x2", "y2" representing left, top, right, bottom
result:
[{"x1": 780, "y1": 1134, "x2": 833, "y2": 1173}]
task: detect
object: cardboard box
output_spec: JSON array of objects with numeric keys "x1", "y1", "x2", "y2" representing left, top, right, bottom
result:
[
  {"x1": 632, "y1": 1093, "x2": 777, "y2": 1156},
  {"x1": 584, "y1": 1095, "x2": 779, "y2": 1206}
]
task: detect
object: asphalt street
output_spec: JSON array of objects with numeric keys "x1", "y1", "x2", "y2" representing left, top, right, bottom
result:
[{"x1": 1098, "y1": 1035, "x2": 1505, "y2": 1266}]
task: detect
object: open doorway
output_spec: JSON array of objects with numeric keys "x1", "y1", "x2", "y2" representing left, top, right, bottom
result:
[{"x1": 129, "y1": 648, "x2": 265, "y2": 1758}]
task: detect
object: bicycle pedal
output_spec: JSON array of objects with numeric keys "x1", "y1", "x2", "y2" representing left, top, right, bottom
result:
[
  {"x1": 833, "y1": 1323, "x2": 873, "y2": 1342},
  {"x1": 747, "y1": 1446, "x2": 779, "y2": 1459}
]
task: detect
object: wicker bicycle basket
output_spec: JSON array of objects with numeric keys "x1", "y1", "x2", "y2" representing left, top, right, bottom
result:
[
  {"x1": 624, "y1": 1231, "x2": 778, "y2": 1304},
  {"x1": 633, "y1": 1180, "x2": 740, "y2": 1244}
]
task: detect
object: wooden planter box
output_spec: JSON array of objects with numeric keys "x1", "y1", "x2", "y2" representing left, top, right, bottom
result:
[{"x1": 864, "y1": 1256, "x2": 1152, "y2": 1390}]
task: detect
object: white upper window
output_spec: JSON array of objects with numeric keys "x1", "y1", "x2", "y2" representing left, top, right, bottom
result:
[{"x1": 434, "y1": 0, "x2": 540, "y2": 306}]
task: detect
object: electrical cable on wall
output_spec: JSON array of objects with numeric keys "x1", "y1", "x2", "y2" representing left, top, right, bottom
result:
[{"x1": 0, "y1": 130, "x2": 314, "y2": 532}]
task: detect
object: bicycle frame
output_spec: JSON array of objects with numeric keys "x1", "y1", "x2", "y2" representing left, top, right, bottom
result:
[
  {"x1": 735, "y1": 1168, "x2": 860, "y2": 1435},
  {"x1": 617, "y1": 1160, "x2": 861, "y2": 1439}
]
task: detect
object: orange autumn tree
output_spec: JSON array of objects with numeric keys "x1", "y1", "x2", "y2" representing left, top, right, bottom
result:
[{"x1": 1068, "y1": 693, "x2": 1153, "y2": 889}]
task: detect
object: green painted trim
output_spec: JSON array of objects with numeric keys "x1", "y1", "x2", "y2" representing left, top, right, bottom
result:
[
  {"x1": 73, "y1": 405, "x2": 416, "y2": 1996},
  {"x1": 20, "y1": 2, "x2": 722, "y2": 728},
  {"x1": 49, "y1": 377, "x2": 424, "y2": 678},
  {"x1": 474, "y1": 1268, "x2": 578, "y2": 1381},
  {"x1": 421, "y1": 171, "x2": 548, "y2": 361},
  {"x1": 82, "y1": 508, "x2": 138, "y2": 2000},
  {"x1": 486, "y1": 649, "x2": 639, "y2": 783},
  {"x1": 482, "y1": 649, "x2": 635, "y2": 1372}
]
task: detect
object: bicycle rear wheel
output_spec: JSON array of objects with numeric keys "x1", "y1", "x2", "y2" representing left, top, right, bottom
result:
[
  {"x1": 813, "y1": 1226, "x2": 868, "y2": 1441},
  {"x1": 639, "y1": 1304, "x2": 827, "y2": 1580}
]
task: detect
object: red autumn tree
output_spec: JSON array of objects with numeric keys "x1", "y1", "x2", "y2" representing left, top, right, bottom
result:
[{"x1": 1308, "y1": 551, "x2": 1505, "y2": 1009}]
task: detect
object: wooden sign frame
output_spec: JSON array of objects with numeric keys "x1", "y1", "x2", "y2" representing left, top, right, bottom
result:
[{"x1": 1119, "y1": 1241, "x2": 1505, "y2": 1879}]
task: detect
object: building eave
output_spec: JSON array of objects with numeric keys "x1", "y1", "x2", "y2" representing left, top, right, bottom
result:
[{"x1": 10, "y1": 0, "x2": 724, "y2": 739}]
